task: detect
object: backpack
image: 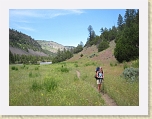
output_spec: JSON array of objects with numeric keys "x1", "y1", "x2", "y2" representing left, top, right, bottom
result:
[
  {"x1": 97, "y1": 71, "x2": 103, "y2": 78},
  {"x1": 94, "y1": 67, "x2": 100, "y2": 78},
  {"x1": 95, "y1": 67, "x2": 100, "y2": 72}
]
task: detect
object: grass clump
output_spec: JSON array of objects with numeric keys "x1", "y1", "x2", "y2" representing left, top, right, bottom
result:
[
  {"x1": 29, "y1": 72, "x2": 40, "y2": 78},
  {"x1": 31, "y1": 80, "x2": 43, "y2": 91},
  {"x1": 35, "y1": 66, "x2": 39, "y2": 70},
  {"x1": 84, "y1": 62, "x2": 96, "y2": 66},
  {"x1": 110, "y1": 62, "x2": 117, "y2": 67},
  {"x1": 74, "y1": 75, "x2": 79, "y2": 81},
  {"x1": 11, "y1": 66, "x2": 18, "y2": 71},
  {"x1": 74, "y1": 63, "x2": 78, "y2": 67},
  {"x1": 131, "y1": 59, "x2": 139, "y2": 68},
  {"x1": 123, "y1": 61, "x2": 128, "y2": 69},
  {"x1": 60, "y1": 67, "x2": 69, "y2": 72},
  {"x1": 43, "y1": 77, "x2": 58, "y2": 92},
  {"x1": 31, "y1": 77, "x2": 58, "y2": 92}
]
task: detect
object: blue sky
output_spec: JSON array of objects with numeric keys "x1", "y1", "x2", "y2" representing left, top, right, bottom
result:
[{"x1": 9, "y1": 9, "x2": 126, "y2": 47}]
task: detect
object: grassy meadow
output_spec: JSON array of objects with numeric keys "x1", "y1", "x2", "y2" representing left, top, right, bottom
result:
[{"x1": 9, "y1": 57, "x2": 139, "y2": 106}]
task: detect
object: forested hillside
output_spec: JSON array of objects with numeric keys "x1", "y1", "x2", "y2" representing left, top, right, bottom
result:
[
  {"x1": 10, "y1": 28, "x2": 42, "y2": 52},
  {"x1": 85, "y1": 9, "x2": 139, "y2": 63}
]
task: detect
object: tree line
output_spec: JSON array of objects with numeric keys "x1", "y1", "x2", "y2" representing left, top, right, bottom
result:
[
  {"x1": 114, "y1": 9, "x2": 139, "y2": 62},
  {"x1": 9, "y1": 50, "x2": 52, "y2": 64},
  {"x1": 86, "y1": 9, "x2": 139, "y2": 63},
  {"x1": 52, "y1": 43, "x2": 83, "y2": 63}
]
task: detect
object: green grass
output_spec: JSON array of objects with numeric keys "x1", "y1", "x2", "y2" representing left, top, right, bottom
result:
[
  {"x1": 9, "y1": 63, "x2": 105, "y2": 106},
  {"x1": 9, "y1": 58, "x2": 139, "y2": 106}
]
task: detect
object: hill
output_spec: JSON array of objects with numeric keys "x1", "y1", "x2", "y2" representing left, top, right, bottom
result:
[
  {"x1": 9, "y1": 28, "x2": 52, "y2": 56},
  {"x1": 68, "y1": 40, "x2": 116, "y2": 64},
  {"x1": 36, "y1": 40, "x2": 75, "y2": 53}
]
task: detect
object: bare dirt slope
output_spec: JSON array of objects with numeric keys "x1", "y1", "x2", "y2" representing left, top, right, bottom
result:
[{"x1": 69, "y1": 40, "x2": 117, "y2": 64}]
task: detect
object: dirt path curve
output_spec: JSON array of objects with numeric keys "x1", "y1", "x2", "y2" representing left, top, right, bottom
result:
[
  {"x1": 76, "y1": 70, "x2": 117, "y2": 106},
  {"x1": 76, "y1": 70, "x2": 80, "y2": 79}
]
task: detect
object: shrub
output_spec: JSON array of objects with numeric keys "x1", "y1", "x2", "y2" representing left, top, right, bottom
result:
[
  {"x1": 122, "y1": 67, "x2": 139, "y2": 81},
  {"x1": 43, "y1": 78, "x2": 58, "y2": 92},
  {"x1": 74, "y1": 75, "x2": 79, "y2": 81},
  {"x1": 11, "y1": 66, "x2": 18, "y2": 71},
  {"x1": 131, "y1": 59, "x2": 139, "y2": 68},
  {"x1": 74, "y1": 63, "x2": 78, "y2": 67},
  {"x1": 60, "y1": 67, "x2": 69, "y2": 73},
  {"x1": 31, "y1": 80, "x2": 43, "y2": 91},
  {"x1": 35, "y1": 66, "x2": 39, "y2": 70},
  {"x1": 123, "y1": 61, "x2": 128, "y2": 69},
  {"x1": 80, "y1": 54, "x2": 83, "y2": 57},
  {"x1": 84, "y1": 62, "x2": 96, "y2": 66},
  {"x1": 29, "y1": 72, "x2": 33, "y2": 78},
  {"x1": 29, "y1": 72, "x2": 40, "y2": 78},
  {"x1": 110, "y1": 62, "x2": 113, "y2": 67},
  {"x1": 98, "y1": 41, "x2": 109, "y2": 52}
]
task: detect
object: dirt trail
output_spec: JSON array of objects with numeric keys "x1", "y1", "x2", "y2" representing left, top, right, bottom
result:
[
  {"x1": 76, "y1": 70, "x2": 117, "y2": 106},
  {"x1": 76, "y1": 70, "x2": 80, "y2": 79},
  {"x1": 99, "y1": 89, "x2": 117, "y2": 106}
]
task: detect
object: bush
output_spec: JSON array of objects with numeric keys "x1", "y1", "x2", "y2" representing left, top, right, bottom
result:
[
  {"x1": 84, "y1": 62, "x2": 96, "y2": 66},
  {"x1": 80, "y1": 54, "x2": 83, "y2": 57},
  {"x1": 98, "y1": 41, "x2": 109, "y2": 52},
  {"x1": 35, "y1": 66, "x2": 39, "y2": 70},
  {"x1": 74, "y1": 63, "x2": 78, "y2": 67},
  {"x1": 122, "y1": 67, "x2": 139, "y2": 81},
  {"x1": 29, "y1": 72, "x2": 33, "y2": 78},
  {"x1": 43, "y1": 78, "x2": 58, "y2": 92},
  {"x1": 11, "y1": 66, "x2": 18, "y2": 71},
  {"x1": 60, "y1": 67, "x2": 69, "y2": 73},
  {"x1": 131, "y1": 59, "x2": 139, "y2": 68},
  {"x1": 110, "y1": 62, "x2": 113, "y2": 67},
  {"x1": 29, "y1": 72, "x2": 40, "y2": 78},
  {"x1": 31, "y1": 80, "x2": 43, "y2": 91},
  {"x1": 123, "y1": 61, "x2": 128, "y2": 69}
]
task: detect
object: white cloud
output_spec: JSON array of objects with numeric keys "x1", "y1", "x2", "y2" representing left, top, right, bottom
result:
[{"x1": 9, "y1": 9, "x2": 85, "y2": 19}]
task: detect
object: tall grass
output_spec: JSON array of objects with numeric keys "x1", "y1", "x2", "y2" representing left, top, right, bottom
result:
[
  {"x1": 9, "y1": 63, "x2": 105, "y2": 106},
  {"x1": 9, "y1": 59, "x2": 139, "y2": 106}
]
